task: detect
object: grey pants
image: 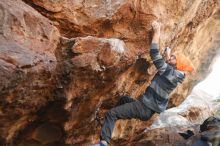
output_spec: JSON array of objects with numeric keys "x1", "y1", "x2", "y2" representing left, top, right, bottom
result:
[{"x1": 100, "y1": 96, "x2": 154, "y2": 143}]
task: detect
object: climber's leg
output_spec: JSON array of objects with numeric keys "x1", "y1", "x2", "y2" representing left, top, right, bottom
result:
[
  {"x1": 116, "y1": 96, "x2": 135, "y2": 106},
  {"x1": 100, "y1": 99, "x2": 154, "y2": 144}
]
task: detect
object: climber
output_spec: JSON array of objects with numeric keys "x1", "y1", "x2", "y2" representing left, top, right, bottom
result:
[{"x1": 92, "y1": 21, "x2": 194, "y2": 146}]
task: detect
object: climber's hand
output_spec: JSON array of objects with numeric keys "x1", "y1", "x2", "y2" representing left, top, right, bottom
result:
[
  {"x1": 151, "y1": 20, "x2": 161, "y2": 44},
  {"x1": 165, "y1": 47, "x2": 171, "y2": 55},
  {"x1": 152, "y1": 21, "x2": 161, "y2": 33},
  {"x1": 164, "y1": 47, "x2": 171, "y2": 61}
]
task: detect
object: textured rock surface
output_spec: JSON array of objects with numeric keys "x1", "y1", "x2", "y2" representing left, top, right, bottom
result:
[
  {"x1": 0, "y1": 0, "x2": 220, "y2": 146},
  {"x1": 0, "y1": 0, "x2": 60, "y2": 145}
]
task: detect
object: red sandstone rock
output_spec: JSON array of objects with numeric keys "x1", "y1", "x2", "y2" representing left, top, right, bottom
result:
[
  {"x1": 0, "y1": 0, "x2": 60, "y2": 145},
  {"x1": 0, "y1": 0, "x2": 220, "y2": 146}
]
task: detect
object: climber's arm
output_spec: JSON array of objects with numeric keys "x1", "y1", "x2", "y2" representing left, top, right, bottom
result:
[
  {"x1": 150, "y1": 21, "x2": 167, "y2": 75},
  {"x1": 151, "y1": 21, "x2": 160, "y2": 44}
]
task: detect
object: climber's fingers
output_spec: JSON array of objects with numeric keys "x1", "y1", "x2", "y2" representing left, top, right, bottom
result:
[{"x1": 152, "y1": 20, "x2": 161, "y2": 31}]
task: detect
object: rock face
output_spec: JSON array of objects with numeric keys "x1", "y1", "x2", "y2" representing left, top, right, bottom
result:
[
  {"x1": 0, "y1": 0, "x2": 60, "y2": 145},
  {"x1": 0, "y1": 0, "x2": 220, "y2": 146}
]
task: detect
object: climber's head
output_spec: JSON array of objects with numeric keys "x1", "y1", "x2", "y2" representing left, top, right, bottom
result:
[
  {"x1": 163, "y1": 47, "x2": 177, "y2": 68},
  {"x1": 166, "y1": 54, "x2": 177, "y2": 68},
  {"x1": 163, "y1": 47, "x2": 194, "y2": 72},
  {"x1": 173, "y1": 54, "x2": 195, "y2": 73}
]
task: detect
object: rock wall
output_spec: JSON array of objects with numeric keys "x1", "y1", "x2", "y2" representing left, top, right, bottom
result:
[
  {"x1": 0, "y1": 0, "x2": 60, "y2": 145},
  {"x1": 0, "y1": 0, "x2": 219, "y2": 146}
]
